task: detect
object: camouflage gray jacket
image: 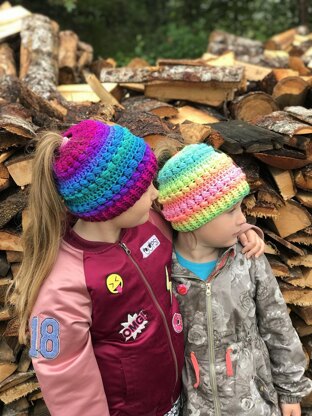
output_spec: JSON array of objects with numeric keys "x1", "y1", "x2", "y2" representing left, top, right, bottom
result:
[{"x1": 172, "y1": 243, "x2": 312, "y2": 416}]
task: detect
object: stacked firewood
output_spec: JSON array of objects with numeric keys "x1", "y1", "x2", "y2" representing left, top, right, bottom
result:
[{"x1": 2, "y1": 1, "x2": 312, "y2": 414}]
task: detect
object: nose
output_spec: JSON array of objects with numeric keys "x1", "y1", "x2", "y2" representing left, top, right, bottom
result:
[{"x1": 238, "y1": 209, "x2": 246, "y2": 225}]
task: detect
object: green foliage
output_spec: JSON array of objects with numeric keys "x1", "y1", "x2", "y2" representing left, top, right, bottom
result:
[{"x1": 10, "y1": 0, "x2": 312, "y2": 65}]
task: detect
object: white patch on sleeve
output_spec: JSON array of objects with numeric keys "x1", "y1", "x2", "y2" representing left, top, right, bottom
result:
[{"x1": 140, "y1": 235, "x2": 160, "y2": 258}]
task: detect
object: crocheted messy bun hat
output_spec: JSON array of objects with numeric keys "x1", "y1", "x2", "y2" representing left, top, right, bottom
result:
[
  {"x1": 53, "y1": 119, "x2": 157, "y2": 221},
  {"x1": 157, "y1": 143, "x2": 250, "y2": 232}
]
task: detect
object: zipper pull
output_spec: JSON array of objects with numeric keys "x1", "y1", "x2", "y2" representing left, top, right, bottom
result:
[
  {"x1": 206, "y1": 282, "x2": 211, "y2": 296},
  {"x1": 119, "y1": 242, "x2": 131, "y2": 255}
]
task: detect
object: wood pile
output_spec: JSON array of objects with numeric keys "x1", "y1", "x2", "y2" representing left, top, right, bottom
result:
[{"x1": 1, "y1": 1, "x2": 312, "y2": 414}]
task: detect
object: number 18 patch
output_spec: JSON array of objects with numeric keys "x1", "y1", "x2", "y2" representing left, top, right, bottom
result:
[{"x1": 29, "y1": 316, "x2": 60, "y2": 359}]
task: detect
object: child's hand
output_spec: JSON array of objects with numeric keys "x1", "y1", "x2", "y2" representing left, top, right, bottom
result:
[
  {"x1": 239, "y1": 229, "x2": 265, "y2": 259},
  {"x1": 280, "y1": 403, "x2": 301, "y2": 416}
]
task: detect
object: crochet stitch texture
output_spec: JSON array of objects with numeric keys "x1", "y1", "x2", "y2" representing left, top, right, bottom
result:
[
  {"x1": 53, "y1": 119, "x2": 157, "y2": 221},
  {"x1": 158, "y1": 144, "x2": 250, "y2": 231}
]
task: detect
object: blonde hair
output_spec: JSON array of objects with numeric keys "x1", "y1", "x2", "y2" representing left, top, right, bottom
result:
[{"x1": 8, "y1": 131, "x2": 67, "y2": 344}]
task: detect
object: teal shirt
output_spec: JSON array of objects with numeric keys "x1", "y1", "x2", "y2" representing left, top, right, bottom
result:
[{"x1": 175, "y1": 251, "x2": 217, "y2": 281}]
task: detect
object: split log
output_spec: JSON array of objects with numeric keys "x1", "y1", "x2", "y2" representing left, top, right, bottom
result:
[
  {"x1": 58, "y1": 30, "x2": 78, "y2": 85},
  {"x1": 291, "y1": 305, "x2": 312, "y2": 326},
  {"x1": 57, "y1": 82, "x2": 122, "y2": 103},
  {"x1": 0, "y1": 44, "x2": 16, "y2": 77},
  {"x1": 169, "y1": 105, "x2": 221, "y2": 125},
  {"x1": 211, "y1": 120, "x2": 285, "y2": 154},
  {"x1": 265, "y1": 28, "x2": 299, "y2": 51},
  {"x1": 0, "y1": 255, "x2": 10, "y2": 277},
  {"x1": 20, "y1": 14, "x2": 59, "y2": 99},
  {"x1": 179, "y1": 123, "x2": 212, "y2": 145},
  {"x1": 280, "y1": 282, "x2": 312, "y2": 307},
  {"x1": 100, "y1": 65, "x2": 245, "y2": 84},
  {"x1": 0, "y1": 378, "x2": 40, "y2": 405},
  {"x1": 0, "y1": 231, "x2": 22, "y2": 252},
  {"x1": 291, "y1": 312, "x2": 312, "y2": 337},
  {"x1": 263, "y1": 228, "x2": 305, "y2": 256},
  {"x1": 77, "y1": 41, "x2": 93, "y2": 69},
  {"x1": 296, "y1": 191, "x2": 312, "y2": 208},
  {"x1": 255, "y1": 110, "x2": 312, "y2": 135},
  {"x1": 84, "y1": 73, "x2": 122, "y2": 108},
  {"x1": 263, "y1": 50, "x2": 289, "y2": 68},
  {"x1": 261, "y1": 68, "x2": 300, "y2": 95},
  {"x1": 253, "y1": 148, "x2": 310, "y2": 170},
  {"x1": 288, "y1": 230, "x2": 312, "y2": 246},
  {"x1": 288, "y1": 56, "x2": 311, "y2": 76},
  {"x1": 229, "y1": 91, "x2": 278, "y2": 122},
  {"x1": 271, "y1": 199, "x2": 312, "y2": 238},
  {"x1": 0, "y1": 5, "x2": 31, "y2": 41},
  {"x1": 0, "y1": 75, "x2": 20, "y2": 104},
  {"x1": 145, "y1": 81, "x2": 239, "y2": 107},
  {"x1": 207, "y1": 30, "x2": 264, "y2": 64},
  {"x1": 284, "y1": 105, "x2": 312, "y2": 124},
  {"x1": 0, "y1": 114, "x2": 36, "y2": 140},
  {"x1": 294, "y1": 166, "x2": 312, "y2": 191},
  {"x1": 0, "y1": 187, "x2": 28, "y2": 228},
  {"x1": 122, "y1": 96, "x2": 178, "y2": 119},
  {"x1": 272, "y1": 76, "x2": 309, "y2": 108},
  {"x1": 5, "y1": 154, "x2": 33, "y2": 187},
  {"x1": 267, "y1": 167, "x2": 296, "y2": 200},
  {"x1": 267, "y1": 255, "x2": 290, "y2": 277}
]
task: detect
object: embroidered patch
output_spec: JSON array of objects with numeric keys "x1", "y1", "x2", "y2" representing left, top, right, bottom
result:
[
  {"x1": 29, "y1": 316, "x2": 60, "y2": 359},
  {"x1": 140, "y1": 235, "x2": 160, "y2": 258},
  {"x1": 172, "y1": 313, "x2": 183, "y2": 333},
  {"x1": 119, "y1": 311, "x2": 148, "y2": 341},
  {"x1": 106, "y1": 273, "x2": 124, "y2": 294}
]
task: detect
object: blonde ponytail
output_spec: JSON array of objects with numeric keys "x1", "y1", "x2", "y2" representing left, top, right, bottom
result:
[{"x1": 9, "y1": 131, "x2": 67, "y2": 344}]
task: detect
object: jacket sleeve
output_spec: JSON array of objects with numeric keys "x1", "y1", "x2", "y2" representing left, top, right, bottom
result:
[
  {"x1": 29, "y1": 245, "x2": 110, "y2": 415},
  {"x1": 252, "y1": 254, "x2": 312, "y2": 403},
  {"x1": 239, "y1": 222, "x2": 264, "y2": 240}
]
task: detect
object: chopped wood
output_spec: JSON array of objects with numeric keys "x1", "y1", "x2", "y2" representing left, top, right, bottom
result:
[
  {"x1": 263, "y1": 228, "x2": 305, "y2": 256},
  {"x1": 207, "y1": 30, "x2": 264, "y2": 64},
  {"x1": 268, "y1": 166, "x2": 296, "y2": 200},
  {"x1": 58, "y1": 30, "x2": 78, "y2": 84},
  {"x1": 0, "y1": 43, "x2": 16, "y2": 77},
  {"x1": 179, "y1": 123, "x2": 211, "y2": 145},
  {"x1": 0, "y1": 339, "x2": 15, "y2": 362},
  {"x1": 253, "y1": 148, "x2": 310, "y2": 170},
  {"x1": 0, "y1": 254, "x2": 10, "y2": 277},
  {"x1": 263, "y1": 50, "x2": 289, "y2": 68},
  {"x1": 169, "y1": 105, "x2": 221, "y2": 125},
  {"x1": 257, "y1": 182, "x2": 285, "y2": 208},
  {"x1": 291, "y1": 305, "x2": 312, "y2": 325},
  {"x1": 272, "y1": 76, "x2": 308, "y2": 108},
  {"x1": 10, "y1": 263, "x2": 20, "y2": 278},
  {"x1": 0, "y1": 371, "x2": 35, "y2": 393},
  {"x1": 5, "y1": 154, "x2": 33, "y2": 187},
  {"x1": 100, "y1": 65, "x2": 245, "y2": 84},
  {"x1": 0, "y1": 187, "x2": 29, "y2": 228},
  {"x1": 284, "y1": 105, "x2": 312, "y2": 124},
  {"x1": 287, "y1": 229, "x2": 312, "y2": 246},
  {"x1": 229, "y1": 91, "x2": 278, "y2": 122},
  {"x1": 285, "y1": 253, "x2": 312, "y2": 268},
  {"x1": 265, "y1": 28, "x2": 298, "y2": 51},
  {"x1": 57, "y1": 82, "x2": 121, "y2": 103},
  {"x1": 255, "y1": 110, "x2": 312, "y2": 135},
  {"x1": 296, "y1": 191, "x2": 312, "y2": 208},
  {"x1": 212, "y1": 120, "x2": 284, "y2": 154},
  {"x1": 16, "y1": 349, "x2": 31, "y2": 373},
  {"x1": 3, "y1": 316, "x2": 19, "y2": 337},
  {"x1": 0, "y1": 378, "x2": 40, "y2": 404},
  {"x1": 5, "y1": 252, "x2": 22, "y2": 264},
  {"x1": 288, "y1": 56, "x2": 311, "y2": 76},
  {"x1": 122, "y1": 96, "x2": 178, "y2": 119},
  {"x1": 0, "y1": 151, "x2": 15, "y2": 164},
  {"x1": 267, "y1": 255, "x2": 289, "y2": 276},
  {"x1": 287, "y1": 267, "x2": 312, "y2": 289},
  {"x1": 261, "y1": 68, "x2": 299, "y2": 95},
  {"x1": 294, "y1": 166, "x2": 312, "y2": 190},
  {"x1": 272, "y1": 199, "x2": 312, "y2": 238},
  {"x1": 0, "y1": 362, "x2": 17, "y2": 384},
  {"x1": 145, "y1": 80, "x2": 238, "y2": 107},
  {"x1": 0, "y1": 5, "x2": 31, "y2": 41},
  {"x1": 77, "y1": 40, "x2": 93, "y2": 69},
  {"x1": 291, "y1": 312, "x2": 312, "y2": 337},
  {"x1": 264, "y1": 241, "x2": 279, "y2": 255},
  {"x1": 280, "y1": 283, "x2": 312, "y2": 306},
  {"x1": 84, "y1": 72, "x2": 122, "y2": 108},
  {"x1": 0, "y1": 113, "x2": 40, "y2": 139},
  {"x1": 115, "y1": 110, "x2": 183, "y2": 144},
  {"x1": 0, "y1": 306, "x2": 13, "y2": 321},
  {"x1": 20, "y1": 14, "x2": 59, "y2": 99},
  {"x1": 0, "y1": 231, "x2": 22, "y2": 252}
]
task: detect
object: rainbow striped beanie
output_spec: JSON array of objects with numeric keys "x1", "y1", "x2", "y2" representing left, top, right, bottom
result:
[
  {"x1": 157, "y1": 144, "x2": 250, "y2": 232},
  {"x1": 53, "y1": 120, "x2": 157, "y2": 221}
]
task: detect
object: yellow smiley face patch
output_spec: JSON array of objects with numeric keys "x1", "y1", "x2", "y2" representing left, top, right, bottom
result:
[{"x1": 106, "y1": 273, "x2": 124, "y2": 294}]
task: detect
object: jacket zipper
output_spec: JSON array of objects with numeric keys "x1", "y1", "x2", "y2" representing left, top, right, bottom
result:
[
  {"x1": 206, "y1": 281, "x2": 221, "y2": 416},
  {"x1": 119, "y1": 241, "x2": 179, "y2": 404}
]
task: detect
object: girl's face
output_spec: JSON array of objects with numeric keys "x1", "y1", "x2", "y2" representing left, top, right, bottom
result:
[
  {"x1": 113, "y1": 183, "x2": 159, "y2": 229},
  {"x1": 193, "y1": 201, "x2": 247, "y2": 248}
]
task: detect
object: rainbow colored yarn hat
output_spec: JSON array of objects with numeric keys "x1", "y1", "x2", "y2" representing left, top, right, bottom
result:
[
  {"x1": 157, "y1": 144, "x2": 250, "y2": 232},
  {"x1": 53, "y1": 120, "x2": 157, "y2": 221}
]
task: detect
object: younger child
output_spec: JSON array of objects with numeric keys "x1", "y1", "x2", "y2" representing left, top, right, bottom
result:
[{"x1": 157, "y1": 143, "x2": 312, "y2": 416}]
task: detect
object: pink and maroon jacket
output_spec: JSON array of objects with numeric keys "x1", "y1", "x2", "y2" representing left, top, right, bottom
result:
[{"x1": 29, "y1": 211, "x2": 184, "y2": 415}]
